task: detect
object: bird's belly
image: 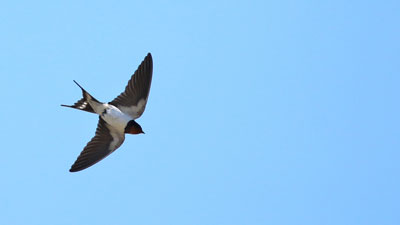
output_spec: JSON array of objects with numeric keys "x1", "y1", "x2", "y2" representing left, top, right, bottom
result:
[{"x1": 101, "y1": 107, "x2": 131, "y2": 132}]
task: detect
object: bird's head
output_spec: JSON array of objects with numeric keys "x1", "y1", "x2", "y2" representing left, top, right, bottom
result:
[{"x1": 124, "y1": 120, "x2": 145, "y2": 135}]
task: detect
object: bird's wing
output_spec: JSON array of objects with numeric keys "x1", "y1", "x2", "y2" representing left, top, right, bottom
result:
[
  {"x1": 109, "y1": 53, "x2": 153, "y2": 119},
  {"x1": 69, "y1": 117, "x2": 125, "y2": 172}
]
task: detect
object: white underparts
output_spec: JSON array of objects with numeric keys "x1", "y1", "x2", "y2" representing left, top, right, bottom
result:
[
  {"x1": 86, "y1": 97, "x2": 138, "y2": 133},
  {"x1": 101, "y1": 104, "x2": 132, "y2": 133}
]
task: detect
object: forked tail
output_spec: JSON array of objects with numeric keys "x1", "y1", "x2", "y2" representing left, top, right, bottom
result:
[{"x1": 61, "y1": 80, "x2": 101, "y2": 114}]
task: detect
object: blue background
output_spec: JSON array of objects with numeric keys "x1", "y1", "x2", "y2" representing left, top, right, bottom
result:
[{"x1": 1, "y1": 1, "x2": 399, "y2": 224}]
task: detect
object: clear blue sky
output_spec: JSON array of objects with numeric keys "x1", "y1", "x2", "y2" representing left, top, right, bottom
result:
[{"x1": 1, "y1": 1, "x2": 399, "y2": 224}]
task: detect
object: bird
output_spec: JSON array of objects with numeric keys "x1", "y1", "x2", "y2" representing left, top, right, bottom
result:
[{"x1": 61, "y1": 53, "x2": 153, "y2": 172}]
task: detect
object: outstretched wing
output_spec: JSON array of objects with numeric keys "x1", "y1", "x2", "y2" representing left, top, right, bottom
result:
[
  {"x1": 109, "y1": 53, "x2": 153, "y2": 119},
  {"x1": 69, "y1": 117, "x2": 125, "y2": 172}
]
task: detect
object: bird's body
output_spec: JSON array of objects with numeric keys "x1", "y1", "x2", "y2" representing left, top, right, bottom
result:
[
  {"x1": 90, "y1": 101, "x2": 132, "y2": 133},
  {"x1": 62, "y1": 53, "x2": 153, "y2": 172},
  {"x1": 101, "y1": 104, "x2": 132, "y2": 132}
]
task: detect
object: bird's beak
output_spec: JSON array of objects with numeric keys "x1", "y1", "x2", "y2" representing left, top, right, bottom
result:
[{"x1": 142, "y1": 131, "x2": 145, "y2": 134}]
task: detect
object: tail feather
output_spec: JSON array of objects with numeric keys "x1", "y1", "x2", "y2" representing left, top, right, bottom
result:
[
  {"x1": 61, "y1": 98, "x2": 95, "y2": 113},
  {"x1": 61, "y1": 80, "x2": 100, "y2": 114}
]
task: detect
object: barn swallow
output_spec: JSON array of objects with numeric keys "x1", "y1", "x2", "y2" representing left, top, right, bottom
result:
[{"x1": 62, "y1": 53, "x2": 153, "y2": 172}]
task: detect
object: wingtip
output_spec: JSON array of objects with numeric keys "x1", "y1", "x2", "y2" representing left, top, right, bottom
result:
[
  {"x1": 69, "y1": 167, "x2": 79, "y2": 173},
  {"x1": 69, "y1": 163, "x2": 81, "y2": 172}
]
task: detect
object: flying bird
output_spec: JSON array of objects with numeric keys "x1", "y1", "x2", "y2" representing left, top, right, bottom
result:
[{"x1": 62, "y1": 53, "x2": 153, "y2": 172}]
